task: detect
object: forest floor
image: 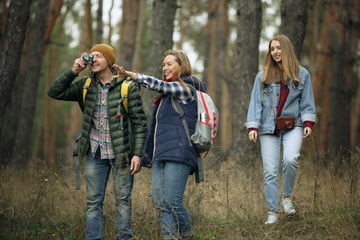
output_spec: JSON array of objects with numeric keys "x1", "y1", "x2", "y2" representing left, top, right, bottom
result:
[{"x1": 1, "y1": 151, "x2": 359, "y2": 239}]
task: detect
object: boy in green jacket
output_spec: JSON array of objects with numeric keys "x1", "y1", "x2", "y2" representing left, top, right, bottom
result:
[{"x1": 48, "y1": 44, "x2": 147, "y2": 240}]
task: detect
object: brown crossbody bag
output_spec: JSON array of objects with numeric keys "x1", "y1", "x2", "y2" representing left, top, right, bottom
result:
[
  {"x1": 275, "y1": 117, "x2": 295, "y2": 130},
  {"x1": 266, "y1": 85, "x2": 295, "y2": 130}
]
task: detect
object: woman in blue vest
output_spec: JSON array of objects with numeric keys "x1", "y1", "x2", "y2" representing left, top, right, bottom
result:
[
  {"x1": 114, "y1": 50, "x2": 204, "y2": 239},
  {"x1": 246, "y1": 35, "x2": 316, "y2": 224}
]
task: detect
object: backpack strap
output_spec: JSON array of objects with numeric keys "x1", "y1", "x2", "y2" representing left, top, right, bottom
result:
[
  {"x1": 121, "y1": 78, "x2": 132, "y2": 113},
  {"x1": 115, "y1": 78, "x2": 133, "y2": 118},
  {"x1": 83, "y1": 77, "x2": 92, "y2": 103},
  {"x1": 171, "y1": 96, "x2": 193, "y2": 147},
  {"x1": 171, "y1": 88, "x2": 205, "y2": 183},
  {"x1": 73, "y1": 135, "x2": 81, "y2": 190}
]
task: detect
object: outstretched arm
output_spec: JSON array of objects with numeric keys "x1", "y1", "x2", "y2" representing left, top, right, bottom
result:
[
  {"x1": 113, "y1": 64, "x2": 138, "y2": 80},
  {"x1": 113, "y1": 64, "x2": 193, "y2": 102}
]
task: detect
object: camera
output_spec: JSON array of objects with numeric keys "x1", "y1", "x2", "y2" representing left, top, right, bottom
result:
[{"x1": 82, "y1": 54, "x2": 94, "y2": 65}]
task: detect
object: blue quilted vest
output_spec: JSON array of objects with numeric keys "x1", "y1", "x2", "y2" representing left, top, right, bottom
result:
[{"x1": 141, "y1": 76, "x2": 206, "y2": 172}]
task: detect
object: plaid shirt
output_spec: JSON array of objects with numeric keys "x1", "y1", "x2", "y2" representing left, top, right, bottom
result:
[
  {"x1": 136, "y1": 73, "x2": 194, "y2": 103},
  {"x1": 276, "y1": 82, "x2": 290, "y2": 117},
  {"x1": 89, "y1": 80, "x2": 115, "y2": 159}
]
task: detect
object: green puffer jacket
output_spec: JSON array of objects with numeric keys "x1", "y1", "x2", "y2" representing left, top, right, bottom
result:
[{"x1": 47, "y1": 69, "x2": 147, "y2": 166}]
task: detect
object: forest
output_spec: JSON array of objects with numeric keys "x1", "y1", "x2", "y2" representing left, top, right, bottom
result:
[{"x1": 0, "y1": 0, "x2": 359, "y2": 239}]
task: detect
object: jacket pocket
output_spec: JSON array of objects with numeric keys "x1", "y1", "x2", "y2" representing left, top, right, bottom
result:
[
  {"x1": 262, "y1": 87, "x2": 273, "y2": 95},
  {"x1": 292, "y1": 83, "x2": 304, "y2": 91},
  {"x1": 261, "y1": 87, "x2": 273, "y2": 106}
]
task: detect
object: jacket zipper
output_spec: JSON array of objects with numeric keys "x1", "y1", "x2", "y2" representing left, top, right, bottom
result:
[{"x1": 152, "y1": 99, "x2": 163, "y2": 161}]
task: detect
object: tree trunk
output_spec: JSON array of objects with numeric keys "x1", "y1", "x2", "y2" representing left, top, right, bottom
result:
[
  {"x1": 311, "y1": 0, "x2": 359, "y2": 151},
  {"x1": 143, "y1": 0, "x2": 178, "y2": 115},
  {"x1": 280, "y1": 0, "x2": 309, "y2": 58},
  {"x1": 0, "y1": 0, "x2": 31, "y2": 127},
  {"x1": 308, "y1": 0, "x2": 322, "y2": 77},
  {"x1": 118, "y1": 0, "x2": 141, "y2": 69},
  {"x1": 33, "y1": 0, "x2": 71, "y2": 164},
  {"x1": 95, "y1": 0, "x2": 103, "y2": 43},
  {"x1": 1, "y1": 0, "x2": 63, "y2": 166},
  {"x1": 349, "y1": 0, "x2": 360, "y2": 147},
  {"x1": 148, "y1": 0, "x2": 177, "y2": 77},
  {"x1": 80, "y1": 0, "x2": 93, "y2": 51},
  {"x1": 328, "y1": 0, "x2": 359, "y2": 151},
  {"x1": 0, "y1": 0, "x2": 8, "y2": 43},
  {"x1": 228, "y1": 0, "x2": 262, "y2": 159},
  {"x1": 353, "y1": 83, "x2": 360, "y2": 146},
  {"x1": 203, "y1": 0, "x2": 230, "y2": 150},
  {"x1": 11, "y1": 0, "x2": 51, "y2": 166},
  {"x1": 44, "y1": 0, "x2": 64, "y2": 48},
  {"x1": 311, "y1": 0, "x2": 332, "y2": 149},
  {"x1": 132, "y1": 0, "x2": 145, "y2": 72},
  {"x1": 107, "y1": 0, "x2": 114, "y2": 45},
  {"x1": 43, "y1": 43, "x2": 60, "y2": 166},
  {"x1": 175, "y1": 1, "x2": 199, "y2": 50}
]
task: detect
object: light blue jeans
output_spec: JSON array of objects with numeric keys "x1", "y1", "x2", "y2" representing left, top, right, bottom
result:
[
  {"x1": 259, "y1": 127, "x2": 303, "y2": 212},
  {"x1": 85, "y1": 150, "x2": 133, "y2": 240},
  {"x1": 152, "y1": 161, "x2": 193, "y2": 240}
]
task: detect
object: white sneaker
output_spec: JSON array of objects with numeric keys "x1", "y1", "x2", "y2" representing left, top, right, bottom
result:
[
  {"x1": 282, "y1": 197, "x2": 296, "y2": 215},
  {"x1": 264, "y1": 211, "x2": 279, "y2": 224}
]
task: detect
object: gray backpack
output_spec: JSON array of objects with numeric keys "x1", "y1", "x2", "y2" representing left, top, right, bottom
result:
[{"x1": 171, "y1": 84, "x2": 219, "y2": 155}]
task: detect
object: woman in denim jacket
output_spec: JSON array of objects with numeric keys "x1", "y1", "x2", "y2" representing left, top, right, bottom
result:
[{"x1": 245, "y1": 35, "x2": 316, "y2": 224}]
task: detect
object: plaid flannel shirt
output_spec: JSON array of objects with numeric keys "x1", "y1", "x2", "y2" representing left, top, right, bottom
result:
[
  {"x1": 276, "y1": 82, "x2": 289, "y2": 117},
  {"x1": 136, "y1": 73, "x2": 194, "y2": 104},
  {"x1": 89, "y1": 80, "x2": 115, "y2": 159}
]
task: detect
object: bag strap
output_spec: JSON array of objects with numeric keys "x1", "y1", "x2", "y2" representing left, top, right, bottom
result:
[
  {"x1": 83, "y1": 77, "x2": 132, "y2": 113},
  {"x1": 82, "y1": 77, "x2": 92, "y2": 103},
  {"x1": 121, "y1": 78, "x2": 132, "y2": 113},
  {"x1": 73, "y1": 135, "x2": 81, "y2": 190},
  {"x1": 195, "y1": 156, "x2": 204, "y2": 183},
  {"x1": 171, "y1": 96, "x2": 193, "y2": 147}
]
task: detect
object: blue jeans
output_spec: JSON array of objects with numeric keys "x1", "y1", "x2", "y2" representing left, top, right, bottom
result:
[
  {"x1": 85, "y1": 150, "x2": 133, "y2": 240},
  {"x1": 259, "y1": 127, "x2": 303, "y2": 212},
  {"x1": 152, "y1": 161, "x2": 192, "y2": 240}
]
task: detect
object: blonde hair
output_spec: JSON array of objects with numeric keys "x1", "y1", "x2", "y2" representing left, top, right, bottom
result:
[
  {"x1": 163, "y1": 50, "x2": 192, "y2": 88},
  {"x1": 261, "y1": 34, "x2": 300, "y2": 85}
]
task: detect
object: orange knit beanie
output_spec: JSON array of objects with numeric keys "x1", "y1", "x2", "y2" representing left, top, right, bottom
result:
[{"x1": 90, "y1": 44, "x2": 115, "y2": 65}]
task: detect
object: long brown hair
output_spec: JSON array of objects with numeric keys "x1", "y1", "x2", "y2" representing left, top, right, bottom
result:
[
  {"x1": 261, "y1": 34, "x2": 300, "y2": 85},
  {"x1": 163, "y1": 50, "x2": 192, "y2": 88}
]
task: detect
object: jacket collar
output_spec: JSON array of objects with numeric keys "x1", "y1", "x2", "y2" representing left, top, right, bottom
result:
[{"x1": 90, "y1": 69, "x2": 127, "y2": 88}]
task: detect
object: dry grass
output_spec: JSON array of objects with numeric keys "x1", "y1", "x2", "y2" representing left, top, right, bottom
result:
[{"x1": 0, "y1": 149, "x2": 359, "y2": 239}]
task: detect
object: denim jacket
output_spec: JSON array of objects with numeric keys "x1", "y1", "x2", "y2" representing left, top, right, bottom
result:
[{"x1": 245, "y1": 66, "x2": 316, "y2": 135}]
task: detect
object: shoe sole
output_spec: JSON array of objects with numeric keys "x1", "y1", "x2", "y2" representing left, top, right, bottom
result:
[{"x1": 284, "y1": 210, "x2": 296, "y2": 215}]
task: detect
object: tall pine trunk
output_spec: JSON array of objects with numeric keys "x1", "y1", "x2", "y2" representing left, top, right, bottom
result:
[
  {"x1": 11, "y1": 0, "x2": 51, "y2": 166},
  {"x1": 228, "y1": 0, "x2": 262, "y2": 160},
  {"x1": 80, "y1": 0, "x2": 93, "y2": 51},
  {"x1": 328, "y1": 0, "x2": 359, "y2": 151},
  {"x1": 118, "y1": 0, "x2": 141, "y2": 69},
  {"x1": 311, "y1": 0, "x2": 332, "y2": 149},
  {"x1": 95, "y1": 0, "x2": 103, "y2": 43},
  {"x1": 143, "y1": 0, "x2": 177, "y2": 115},
  {"x1": 0, "y1": 0, "x2": 31, "y2": 127},
  {"x1": 280, "y1": 0, "x2": 309, "y2": 58},
  {"x1": 132, "y1": 0, "x2": 145, "y2": 72},
  {"x1": 0, "y1": 0, "x2": 8, "y2": 43},
  {"x1": 107, "y1": 0, "x2": 114, "y2": 45},
  {"x1": 203, "y1": 0, "x2": 230, "y2": 150},
  {"x1": 148, "y1": 0, "x2": 177, "y2": 77},
  {"x1": 312, "y1": 0, "x2": 359, "y2": 152}
]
